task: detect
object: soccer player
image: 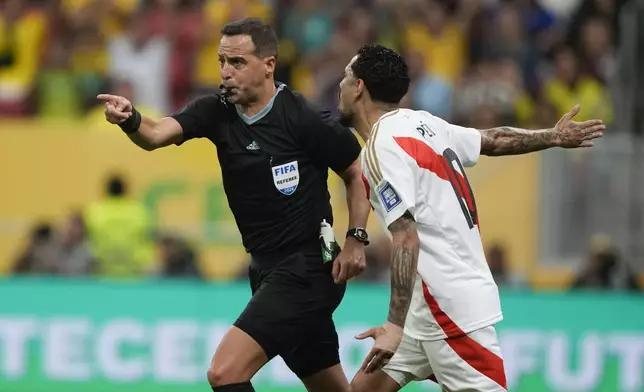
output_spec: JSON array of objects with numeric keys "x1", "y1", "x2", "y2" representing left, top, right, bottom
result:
[
  {"x1": 337, "y1": 45, "x2": 605, "y2": 392},
  {"x1": 98, "y1": 19, "x2": 371, "y2": 392}
]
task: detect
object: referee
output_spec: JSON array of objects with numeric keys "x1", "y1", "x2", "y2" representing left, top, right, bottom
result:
[{"x1": 98, "y1": 18, "x2": 370, "y2": 392}]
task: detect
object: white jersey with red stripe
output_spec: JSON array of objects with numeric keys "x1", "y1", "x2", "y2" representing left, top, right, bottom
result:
[{"x1": 360, "y1": 108, "x2": 503, "y2": 342}]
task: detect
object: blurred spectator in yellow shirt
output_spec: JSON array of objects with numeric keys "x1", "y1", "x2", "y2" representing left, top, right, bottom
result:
[
  {"x1": 404, "y1": 0, "x2": 465, "y2": 84},
  {"x1": 544, "y1": 45, "x2": 613, "y2": 124},
  {"x1": 64, "y1": 0, "x2": 138, "y2": 106},
  {"x1": 85, "y1": 174, "x2": 155, "y2": 278},
  {"x1": 36, "y1": 38, "x2": 82, "y2": 120},
  {"x1": 406, "y1": 49, "x2": 453, "y2": 120},
  {"x1": 0, "y1": 0, "x2": 47, "y2": 116},
  {"x1": 71, "y1": 26, "x2": 108, "y2": 107},
  {"x1": 62, "y1": 0, "x2": 137, "y2": 37}
]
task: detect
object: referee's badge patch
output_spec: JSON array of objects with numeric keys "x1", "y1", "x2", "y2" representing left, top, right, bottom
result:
[
  {"x1": 378, "y1": 182, "x2": 402, "y2": 212},
  {"x1": 272, "y1": 160, "x2": 299, "y2": 196}
]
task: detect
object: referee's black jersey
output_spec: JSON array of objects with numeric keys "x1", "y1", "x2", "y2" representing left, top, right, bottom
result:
[{"x1": 171, "y1": 83, "x2": 361, "y2": 256}]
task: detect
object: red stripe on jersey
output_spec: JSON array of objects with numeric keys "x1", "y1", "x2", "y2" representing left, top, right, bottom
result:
[
  {"x1": 393, "y1": 136, "x2": 478, "y2": 227},
  {"x1": 361, "y1": 173, "x2": 374, "y2": 210},
  {"x1": 421, "y1": 280, "x2": 465, "y2": 338},
  {"x1": 393, "y1": 136, "x2": 449, "y2": 181},
  {"x1": 422, "y1": 280, "x2": 507, "y2": 390}
]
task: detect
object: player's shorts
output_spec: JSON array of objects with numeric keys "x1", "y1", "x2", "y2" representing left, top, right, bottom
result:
[
  {"x1": 233, "y1": 248, "x2": 346, "y2": 379},
  {"x1": 382, "y1": 325, "x2": 507, "y2": 391}
]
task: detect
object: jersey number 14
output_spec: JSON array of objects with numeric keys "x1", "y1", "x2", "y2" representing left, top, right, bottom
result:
[{"x1": 442, "y1": 148, "x2": 479, "y2": 229}]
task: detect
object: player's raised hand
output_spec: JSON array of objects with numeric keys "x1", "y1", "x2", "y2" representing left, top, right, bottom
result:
[
  {"x1": 332, "y1": 239, "x2": 366, "y2": 284},
  {"x1": 553, "y1": 104, "x2": 606, "y2": 148},
  {"x1": 97, "y1": 94, "x2": 133, "y2": 124},
  {"x1": 355, "y1": 322, "x2": 403, "y2": 373}
]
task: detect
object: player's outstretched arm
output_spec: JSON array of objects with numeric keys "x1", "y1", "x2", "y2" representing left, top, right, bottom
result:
[
  {"x1": 386, "y1": 211, "x2": 420, "y2": 328},
  {"x1": 97, "y1": 94, "x2": 183, "y2": 151},
  {"x1": 479, "y1": 105, "x2": 606, "y2": 156}
]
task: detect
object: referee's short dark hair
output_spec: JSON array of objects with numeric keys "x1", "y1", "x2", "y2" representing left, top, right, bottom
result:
[
  {"x1": 350, "y1": 44, "x2": 410, "y2": 104},
  {"x1": 221, "y1": 18, "x2": 278, "y2": 58}
]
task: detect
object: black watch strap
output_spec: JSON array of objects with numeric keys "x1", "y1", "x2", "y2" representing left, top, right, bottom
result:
[{"x1": 346, "y1": 228, "x2": 369, "y2": 245}]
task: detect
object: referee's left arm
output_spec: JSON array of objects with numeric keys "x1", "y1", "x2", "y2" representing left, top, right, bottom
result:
[
  {"x1": 302, "y1": 105, "x2": 371, "y2": 282},
  {"x1": 327, "y1": 134, "x2": 371, "y2": 283},
  {"x1": 337, "y1": 160, "x2": 370, "y2": 242},
  {"x1": 303, "y1": 106, "x2": 369, "y2": 235}
]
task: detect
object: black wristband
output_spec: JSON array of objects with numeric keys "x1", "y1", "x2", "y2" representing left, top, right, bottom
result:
[{"x1": 118, "y1": 107, "x2": 142, "y2": 134}]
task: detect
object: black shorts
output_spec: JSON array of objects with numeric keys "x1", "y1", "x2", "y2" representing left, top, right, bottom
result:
[{"x1": 233, "y1": 250, "x2": 346, "y2": 379}]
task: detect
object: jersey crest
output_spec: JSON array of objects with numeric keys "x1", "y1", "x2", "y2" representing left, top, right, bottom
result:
[
  {"x1": 378, "y1": 181, "x2": 402, "y2": 212},
  {"x1": 272, "y1": 160, "x2": 299, "y2": 195}
]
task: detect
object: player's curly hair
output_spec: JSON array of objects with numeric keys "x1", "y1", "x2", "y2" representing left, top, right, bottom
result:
[{"x1": 350, "y1": 44, "x2": 410, "y2": 104}]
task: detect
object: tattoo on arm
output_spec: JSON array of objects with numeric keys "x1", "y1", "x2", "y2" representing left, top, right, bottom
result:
[
  {"x1": 386, "y1": 211, "x2": 420, "y2": 328},
  {"x1": 480, "y1": 126, "x2": 558, "y2": 156}
]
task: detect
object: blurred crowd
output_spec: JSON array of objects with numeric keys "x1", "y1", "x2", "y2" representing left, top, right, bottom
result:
[
  {"x1": 4, "y1": 0, "x2": 639, "y2": 290},
  {"x1": 0, "y1": 0, "x2": 619, "y2": 127},
  {"x1": 12, "y1": 174, "x2": 641, "y2": 291},
  {"x1": 353, "y1": 234, "x2": 641, "y2": 290},
  {"x1": 13, "y1": 174, "x2": 204, "y2": 279}
]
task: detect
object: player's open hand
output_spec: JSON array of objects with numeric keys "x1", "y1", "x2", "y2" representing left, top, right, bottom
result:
[
  {"x1": 553, "y1": 104, "x2": 606, "y2": 148},
  {"x1": 355, "y1": 322, "x2": 403, "y2": 373},
  {"x1": 97, "y1": 94, "x2": 133, "y2": 125},
  {"x1": 332, "y1": 238, "x2": 366, "y2": 284}
]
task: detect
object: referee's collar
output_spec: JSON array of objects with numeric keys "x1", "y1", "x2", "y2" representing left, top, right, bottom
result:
[{"x1": 236, "y1": 83, "x2": 286, "y2": 125}]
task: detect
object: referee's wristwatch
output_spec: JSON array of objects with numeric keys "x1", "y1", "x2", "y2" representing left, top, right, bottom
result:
[{"x1": 346, "y1": 228, "x2": 370, "y2": 246}]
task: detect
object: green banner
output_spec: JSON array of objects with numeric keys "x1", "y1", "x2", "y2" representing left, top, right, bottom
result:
[{"x1": 0, "y1": 279, "x2": 642, "y2": 392}]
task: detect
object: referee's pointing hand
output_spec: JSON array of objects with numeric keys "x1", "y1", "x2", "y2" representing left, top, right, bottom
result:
[{"x1": 97, "y1": 94, "x2": 133, "y2": 125}]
